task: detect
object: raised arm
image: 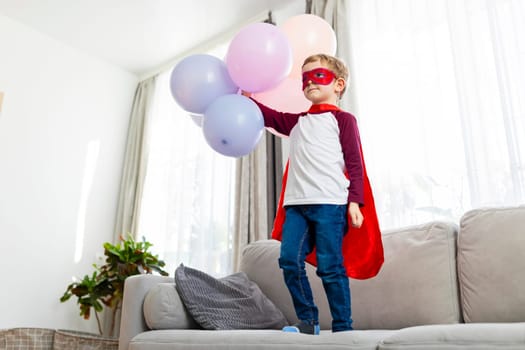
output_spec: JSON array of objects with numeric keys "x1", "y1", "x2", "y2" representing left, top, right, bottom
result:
[{"x1": 241, "y1": 91, "x2": 302, "y2": 136}]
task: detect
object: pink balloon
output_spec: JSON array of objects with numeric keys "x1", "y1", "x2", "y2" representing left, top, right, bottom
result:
[
  {"x1": 280, "y1": 14, "x2": 337, "y2": 78},
  {"x1": 253, "y1": 77, "x2": 310, "y2": 114},
  {"x1": 226, "y1": 23, "x2": 292, "y2": 93}
]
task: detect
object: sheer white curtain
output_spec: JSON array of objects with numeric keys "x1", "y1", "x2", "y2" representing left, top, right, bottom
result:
[
  {"x1": 346, "y1": 0, "x2": 525, "y2": 230},
  {"x1": 137, "y1": 46, "x2": 237, "y2": 277},
  {"x1": 114, "y1": 77, "x2": 156, "y2": 243}
]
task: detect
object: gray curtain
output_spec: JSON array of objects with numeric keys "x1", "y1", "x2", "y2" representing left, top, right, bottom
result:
[
  {"x1": 113, "y1": 76, "x2": 156, "y2": 243},
  {"x1": 233, "y1": 130, "x2": 282, "y2": 271},
  {"x1": 265, "y1": 132, "x2": 283, "y2": 231},
  {"x1": 306, "y1": 0, "x2": 357, "y2": 113},
  {"x1": 232, "y1": 133, "x2": 267, "y2": 271}
]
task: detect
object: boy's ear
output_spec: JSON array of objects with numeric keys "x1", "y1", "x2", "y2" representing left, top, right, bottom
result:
[{"x1": 335, "y1": 78, "x2": 346, "y2": 94}]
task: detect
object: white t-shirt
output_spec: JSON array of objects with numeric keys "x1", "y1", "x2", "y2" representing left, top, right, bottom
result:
[
  {"x1": 285, "y1": 111, "x2": 349, "y2": 206},
  {"x1": 253, "y1": 100, "x2": 365, "y2": 207}
]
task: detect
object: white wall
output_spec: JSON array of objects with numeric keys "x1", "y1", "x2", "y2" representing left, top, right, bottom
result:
[
  {"x1": 0, "y1": 0, "x2": 304, "y2": 333},
  {"x1": 0, "y1": 14, "x2": 138, "y2": 333}
]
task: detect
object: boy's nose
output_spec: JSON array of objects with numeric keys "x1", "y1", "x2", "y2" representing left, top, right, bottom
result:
[{"x1": 303, "y1": 80, "x2": 313, "y2": 90}]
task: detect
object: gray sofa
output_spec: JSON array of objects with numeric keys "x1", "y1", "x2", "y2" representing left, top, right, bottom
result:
[{"x1": 119, "y1": 206, "x2": 525, "y2": 350}]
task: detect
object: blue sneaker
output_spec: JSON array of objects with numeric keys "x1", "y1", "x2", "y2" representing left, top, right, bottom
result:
[{"x1": 282, "y1": 322, "x2": 320, "y2": 335}]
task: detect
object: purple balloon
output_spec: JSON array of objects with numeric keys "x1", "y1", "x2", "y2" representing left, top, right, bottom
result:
[
  {"x1": 226, "y1": 23, "x2": 292, "y2": 93},
  {"x1": 202, "y1": 94, "x2": 264, "y2": 157},
  {"x1": 170, "y1": 54, "x2": 238, "y2": 114}
]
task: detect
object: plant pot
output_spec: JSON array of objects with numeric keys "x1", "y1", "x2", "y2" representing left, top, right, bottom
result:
[{"x1": 53, "y1": 330, "x2": 118, "y2": 350}]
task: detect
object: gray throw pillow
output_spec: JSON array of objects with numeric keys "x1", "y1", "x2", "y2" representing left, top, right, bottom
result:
[{"x1": 174, "y1": 264, "x2": 288, "y2": 330}]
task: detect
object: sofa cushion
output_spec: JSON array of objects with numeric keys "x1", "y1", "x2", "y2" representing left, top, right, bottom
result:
[
  {"x1": 378, "y1": 323, "x2": 525, "y2": 349},
  {"x1": 129, "y1": 329, "x2": 394, "y2": 350},
  {"x1": 241, "y1": 221, "x2": 460, "y2": 330},
  {"x1": 174, "y1": 264, "x2": 288, "y2": 330},
  {"x1": 457, "y1": 206, "x2": 525, "y2": 322},
  {"x1": 351, "y1": 221, "x2": 461, "y2": 329},
  {"x1": 143, "y1": 283, "x2": 197, "y2": 330},
  {"x1": 239, "y1": 240, "x2": 301, "y2": 325}
]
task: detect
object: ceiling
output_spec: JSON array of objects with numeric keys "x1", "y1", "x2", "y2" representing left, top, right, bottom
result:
[{"x1": 0, "y1": 0, "x2": 301, "y2": 77}]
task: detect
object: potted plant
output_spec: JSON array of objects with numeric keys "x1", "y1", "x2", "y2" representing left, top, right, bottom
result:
[{"x1": 60, "y1": 234, "x2": 169, "y2": 337}]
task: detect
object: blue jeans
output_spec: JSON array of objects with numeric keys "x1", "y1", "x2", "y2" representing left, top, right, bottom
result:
[{"x1": 279, "y1": 204, "x2": 353, "y2": 332}]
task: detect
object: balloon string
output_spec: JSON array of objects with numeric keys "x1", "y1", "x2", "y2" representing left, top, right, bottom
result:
[{"x1": 264, "y1": 11, "x2": 275, "y2": 25}]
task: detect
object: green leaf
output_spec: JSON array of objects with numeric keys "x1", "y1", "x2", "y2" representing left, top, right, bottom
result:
[{"x1": 60, "y1": 231, "x2": 169, "y2": 335}]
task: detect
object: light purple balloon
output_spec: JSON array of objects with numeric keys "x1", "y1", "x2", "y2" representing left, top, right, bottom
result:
[
  {"x1": 226, "y1": 23, "x2": 292, "y2": 93},
  {"x1": 202, "y1": 94, "x2": 264, "y2": 157},
  {"x1": 170, "y1": 54, "x2": 238, "y2": 114}
]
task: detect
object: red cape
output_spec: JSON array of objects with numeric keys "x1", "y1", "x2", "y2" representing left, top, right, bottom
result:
[{"x1": 270, "y1": 105, "x2": 384, "y2": 280}]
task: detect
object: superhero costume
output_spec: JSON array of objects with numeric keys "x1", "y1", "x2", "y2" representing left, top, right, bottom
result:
[{"x1": 255, "y1": 101, "x2": 384, "y2": 279}]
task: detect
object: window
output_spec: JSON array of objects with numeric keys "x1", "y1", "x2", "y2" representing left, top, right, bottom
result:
[
  {"x1": 138, "y1": 44, "x2": 236, "y2": 277},
  {"x1": 346, "y1": 0, "x2": 525, "y2": 229}
]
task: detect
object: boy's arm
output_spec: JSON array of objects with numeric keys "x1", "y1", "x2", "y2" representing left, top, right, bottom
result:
[
  {"x1": 338, "y1": 112, "x2": 365, "y2": 228},
  {"x1": 337, "y1": 111, "x2": 365, "y2": 206},
  {"x1": 242, "y1": 91, "x2": 301, "y2": 135},
  {"x1": 349, "y1": 202, "x2": 364, "y2": 228}
]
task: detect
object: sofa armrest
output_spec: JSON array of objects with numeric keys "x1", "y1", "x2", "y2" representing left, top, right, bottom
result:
[{"x1": 118, "y1": 274, "x2": 173, "y2": 350}]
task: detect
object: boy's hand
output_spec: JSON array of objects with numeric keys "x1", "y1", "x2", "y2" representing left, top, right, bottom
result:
[{"x1": 348, "y1": 202, "x2": 364, "y2": 228}]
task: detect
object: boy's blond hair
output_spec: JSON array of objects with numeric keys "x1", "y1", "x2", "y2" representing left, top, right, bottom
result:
[{"x1": 302, "y1": 54, "x2": 349, "y2": 96}]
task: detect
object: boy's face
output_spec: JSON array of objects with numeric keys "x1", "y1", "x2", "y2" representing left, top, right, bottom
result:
[{"x1": 302, "y1": 60, "x2": 345, "y2": 105}]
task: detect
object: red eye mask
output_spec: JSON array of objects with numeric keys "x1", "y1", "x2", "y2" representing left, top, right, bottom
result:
[{"x1": 302, "y1": 68, "x2": 336, "y2": 90}]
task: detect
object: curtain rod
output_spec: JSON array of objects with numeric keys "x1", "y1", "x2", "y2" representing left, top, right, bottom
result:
[{"x1": 139, "y1": 10, "x2": 271, "y2": 81}]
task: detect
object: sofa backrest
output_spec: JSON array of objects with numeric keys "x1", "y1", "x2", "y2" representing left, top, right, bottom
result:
[
  {"x1": 239, "y1": 240, "x2": 299, "y2": 325},
  {"x1": 240, "y1": 221, "x2": 461, "y2": 330},
  {"x1": 350, "y1": 221, "x2": 461, "y2": 329},
  {"x1": 119, "y1": 275, "x2": 173, "y2": 350},
  {"x1": 457, "y1": 206, "x2": 525, "y2": 323}
]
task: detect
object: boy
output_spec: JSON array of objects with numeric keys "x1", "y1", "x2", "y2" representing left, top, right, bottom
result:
[{"x1": 245, "y1": 54, "x2": 382, "y2": 334}]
